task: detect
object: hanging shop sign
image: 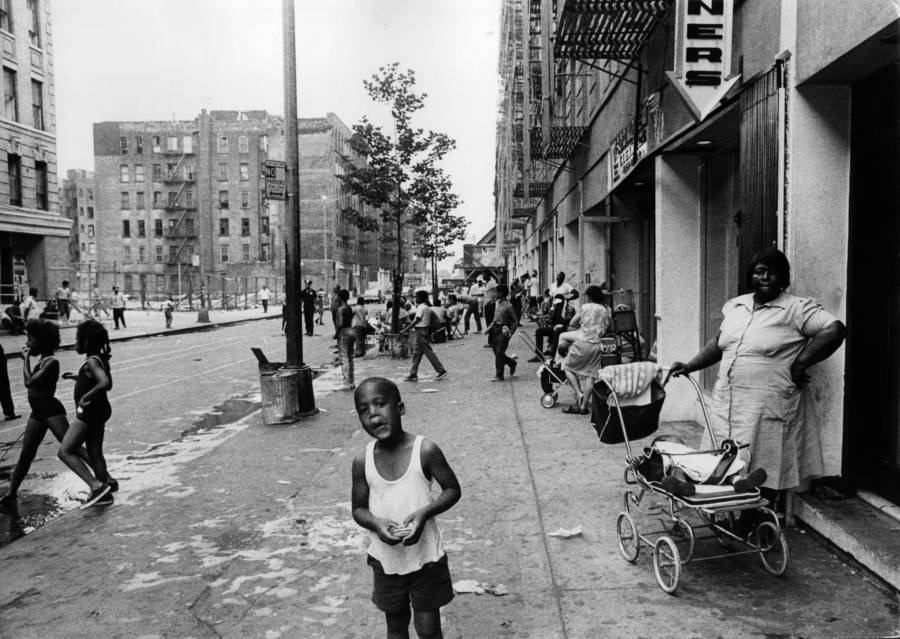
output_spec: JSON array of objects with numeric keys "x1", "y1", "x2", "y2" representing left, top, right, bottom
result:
[
  {"x1": 609, "y1": 120, "x2": 648, "y2": 189},
  {"x1": 263, "y1": 160, "x2": 287, "y2": 200},
  {"x1": 666, "y1": 0, "x2": 741, "y2": 121}
]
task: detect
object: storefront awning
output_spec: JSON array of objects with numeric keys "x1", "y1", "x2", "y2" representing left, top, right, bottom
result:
[{"x1": 555, "y1": 0, "x2": 671, "y2": 61}]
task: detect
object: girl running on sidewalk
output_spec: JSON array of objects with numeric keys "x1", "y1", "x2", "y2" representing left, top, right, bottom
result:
[
  {"x1": 0, "y1": 320, "x2": 107, "y2": 509},
  {"x1": 59, "y1": 320, "x2": 116, "y2": 507}
]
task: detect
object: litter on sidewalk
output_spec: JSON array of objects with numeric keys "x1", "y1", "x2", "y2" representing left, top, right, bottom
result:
[
  {"x1": 453, "y1": 580, "x2": 509, "y2": 596},
  {"x1": 547, "y1": 525, "x2": 583, "y2": 539}
]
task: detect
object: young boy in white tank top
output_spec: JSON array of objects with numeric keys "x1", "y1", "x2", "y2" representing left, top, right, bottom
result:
[{"x1": 351, "y1": 377, "x2": 461, "y2": 639}]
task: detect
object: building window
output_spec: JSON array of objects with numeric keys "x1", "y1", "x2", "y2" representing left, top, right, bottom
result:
[
  {"x1": 240, "y1": 190, "x2": 250, "y2": 208},
  {"x1": 31, "y1": 80, "x2": 43, "y2": 130},
  {"x1": 260, "y1": 216, "x2": 270, "y2": 235},
  {"x1": 120, "y1": 191, "x2": 129, "y2": 210},
  {"x1": 155, "y1": 246, "x2": 163, "y2": 263},
  {"x1": 219, "y1": 218, "x2": 229, "y2": 236},
  {"x1": 0, "y1": 0, "x2": 11, "y2": 32},
  {"x1": 134, "y1": 164, "x2": 145, "y2": 182},
  {"x1": 152, "y1": 191, "x2": 162, "y2": 208},
  {"x1": 87, "y1": 224, "x2": 94, "y2": 237},
  {"x1": 34, "y1": 160, "x2": 47, "y2": 210},
  {"x1": 135, "y1": 136, "x2": 143, "y2": 154},
  {"x1": 151, "y1": 136, "x2": 161, "y2": 153},
  {"x1": 139, "y1": 246, "x2": 146, "y2": 263},
  {"x1": 123, "y1": 246, "x2": 132, "y2": 263},
  {"x1": 185, "y1": 188, "x2": 194, "y2": 208},
  {"x1": 154, "y1": 219, "x2": 163, "y2": 237},
  {"x1": 155, "y1": 274, "x2": 165, "y2": 291},
  {"x1": 3, "y1": 67, "x2": 18, "y2": 121},
  {"x1": 220, "y1": 245, "x2": 229, "y2": 263},
  {"x1": 183, "y1": 136, "x2": 193, "y2": 154},
  {"x1": 167, "y1": 245, "x2": 177, "y2": 262},
  {"x1": 168, "y1": 191, "x2": 178, "y2": 208},
  {"x1": 242, "y1": 244, "x2": 251, "y2": 262},
  {"x1": 89, "y1": 242, "x2": 96, "y2": 255},
  {"x1": 239, "y1": 135, "x2": 249, "y2": 154},
  {"x1": 136, "y1": 192, "x2": 145, "y2": 209},
  {"x1": 124, "y1": 274, "x2": 133, "y2": 291},
  {"x1": 185, "y1": 217, "x2": 195, "y2": 235},
  {"x1": 219, "y1": 190, "x2": 229, "y2": 209},
  {"x1": 239, "y1": 163, "x2": 249, "y2": 181},
  {"x1": 259, "y1": 244, "x2": 269, "y2": 261},
  {"x1": 217, "y1": 136, "x2": 229, "y2": 153},
  {"x1": 186, "y1": 245, "x2": 194, "y2": 260},
  {"x1": 87, "y1": 188, "x2": 93, "y2": 203},
  {"x1": 87, "y1": 206, "x2": 94, "y2": 218},
  {"x1": 122, "y1": 220, "x2": 131, "y2": 237},
  {"x1": 120, "y1": 164, "x2": 130, "y2": 182},
  {"x1": 152, "y1": 163, "x2": 162, "y2": 181},
  {"x1": 218, "y1": 163, "x2": 228, "y2": 181},
  {"x1": 183, "y1": 163, "x2": 194, "y2": 180},
  {"x1": 78, "y1": 207, "x2": 84, "y2": 217},
  {"x1": 137, "y1": 220, "x2": 146, "y2": 238},
  {"x1": 166, "y1": 162, "x2": 176, "y2": 178},
  {"x1": 259, "y1": 135, "x2": 268, "y2": 152},
  {"x1": 26, "y1": 0, "x2": 39, "y2": 47},
  {"x1": 241, "y1": 217, "x2": 250, "y2": 236},
  {"x1": 166, "y1": 136, "x2": 178, "y2": 152}
]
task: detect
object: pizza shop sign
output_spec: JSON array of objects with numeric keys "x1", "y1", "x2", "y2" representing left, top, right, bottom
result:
[{"x1": 666, "y1": 0, "x2": 741, "y2": 121}]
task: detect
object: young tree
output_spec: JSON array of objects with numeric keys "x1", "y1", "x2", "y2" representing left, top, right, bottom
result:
[
  {"x1": 409, "y1": 168, "x2": 467, "y2": 306},
  {"x1": 338, "y1": 63, "x2": 460, "y2": 332}
]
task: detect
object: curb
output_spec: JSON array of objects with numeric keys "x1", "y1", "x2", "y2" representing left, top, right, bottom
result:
[{"x1": 1, "y1": 312, "x2": 283, "y2": 360}]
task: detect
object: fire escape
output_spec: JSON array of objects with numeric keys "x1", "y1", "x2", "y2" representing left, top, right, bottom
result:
[{"x1": 163, "y1": 144, "x2": 197, "y2": 277}]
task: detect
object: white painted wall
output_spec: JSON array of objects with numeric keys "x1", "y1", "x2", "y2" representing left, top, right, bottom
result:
[
  {"x1": 655, "y1": 155, "x2": 705, "y2": 421},
  {"x1": 787, "y1": 85, "x2": 851, "y2": 477}
]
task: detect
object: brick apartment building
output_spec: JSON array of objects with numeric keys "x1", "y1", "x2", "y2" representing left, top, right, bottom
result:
[
  {"x1": 60, "y1": 169, "x2": 95, "y2": 291},
  {"x1": 0, "y1": 0, "x2": 70, "y2": 302},
  {"x1": 89, "y1": 110, "x2": 418, "y2": 301}
]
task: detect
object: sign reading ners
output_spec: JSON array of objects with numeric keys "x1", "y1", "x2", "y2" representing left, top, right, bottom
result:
[
  {"x1": 666, "y1": 0, "x2": 741, "y2": 121},
  {"x1": 263, "y1": 160, "x2": 287, "y2": 201}
]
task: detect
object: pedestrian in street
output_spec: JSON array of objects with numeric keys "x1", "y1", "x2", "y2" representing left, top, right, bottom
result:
[
  {"x1": 55, "y1": 280, "x2": 71, "y2": 324},
  {"x1": 163, "y1": 296, "x2": 174, "y2": 328},
  {"x1": 315, "y1": 288, "x2": 325, "y2": 325},
  {"x1": 111, "y1": 286, "x2": 127, "y2": 329},
  {"x1": 300, "y1": 280, "x2": 318, "y2": 336},
  {"x1": 258, "y1": 285, "x2": 272, "y2": 313},
  {"x1": 510, "y1": 275, "x2": 525, "y2": 326},
  {"x1": 335, "y1": 289, "x2": 356, "y2": 391},
  {"x1": 351, "y1": 377, "x2": 461, "y2": 639},
  {"x1": 527, "y1": 269, "x2": 540, "y2": 319},
  {"x1": 0, "y1": 343, "x2": 20, "y2": 421},
  {"x1": 671, "y1": 248, "x2": 846, "y2": 510},
  {"x1": 482, "y1": 273, "x2": 497, "y2": 345},
  {"x1": 330, "y1": 284, "x2": 342, "y2": 327},
  {"x1": 60, "y1": 319, "x2": 117, "y2": 506},
  {"x1": 352, "y1": 296, "x2": 370, "y2": 357},
  {"x1": 0, "y1": 320, "x2": 108, "y2": 509},
  {"x1": 485, "y1": 284, "x2": 518, "y2": 382},
  {"x1": 21, "y1": 287, "x2": 38, "y2": 321},
  {"x1": 457, "y1": 290, "x2": 481, "y2": 335},
  {"x1": 400, "y1": 291, "x2": 448, "y2": 383}
]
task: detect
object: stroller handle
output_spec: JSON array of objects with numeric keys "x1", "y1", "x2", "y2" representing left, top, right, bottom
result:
[{"x1": 598, "y1": 368, "x2": 718, "y2": 461}]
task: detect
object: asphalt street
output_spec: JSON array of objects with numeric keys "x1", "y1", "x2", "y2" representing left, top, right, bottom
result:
[{"x1": 0, "y1": 317, "x2": 897, "y2": 638}]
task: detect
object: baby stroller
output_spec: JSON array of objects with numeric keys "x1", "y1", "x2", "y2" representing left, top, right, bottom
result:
[
  {"x1": 516, "y1": 330, "x2": 578, "y2": 408},
  {"x1": 593, "y1": 362, "x2": 789, "y2": 594}
]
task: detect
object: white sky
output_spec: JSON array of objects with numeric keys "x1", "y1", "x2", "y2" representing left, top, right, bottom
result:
[{"x1": 52, "y1": 0, "x2": 502, "y2": 259}]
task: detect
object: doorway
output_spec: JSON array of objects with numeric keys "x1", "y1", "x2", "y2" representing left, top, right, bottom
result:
[{"x1": 844, "y1": 63, "x2": 900, "y2": 503}]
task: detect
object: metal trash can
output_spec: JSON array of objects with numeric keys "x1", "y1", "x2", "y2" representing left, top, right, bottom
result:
[{"x1": 260, "y1": 369, "x2": 301, "y2": 425}]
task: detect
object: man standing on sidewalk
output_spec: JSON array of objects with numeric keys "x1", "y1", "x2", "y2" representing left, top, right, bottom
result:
[
  {"x1": 258, "y1": 285, "x2": 272, "y2": 313},
  {"x1": 300, "y1": 280, "x2": 318, "y2": 336},
  {"x1": 334, "y1": 289, "x2": 356, "y2": 391},
  {"x1": 400, "y1": 291, "x2": 448, "y2": 383},
  {"x1": 111, "y1": 286, "x2": 126, "y2": 330}
]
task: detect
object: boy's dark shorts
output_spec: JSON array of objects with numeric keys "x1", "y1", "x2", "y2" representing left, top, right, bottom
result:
[{"x1": 367, "y1": 553, "x2": 454, "y2": 613}]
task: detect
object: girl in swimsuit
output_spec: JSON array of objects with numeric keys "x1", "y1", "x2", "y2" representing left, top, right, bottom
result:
[
  {"x1": 60, "y1": 320, "x2": 116, "y2": 507},
  {"x1": 0, "y1": 320, "x2": 105, "y2": 509}
]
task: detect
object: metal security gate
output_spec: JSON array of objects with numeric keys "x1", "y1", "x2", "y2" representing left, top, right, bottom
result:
[{"x1": 738, "y1": 66, "x2": 781, "y2": 290}]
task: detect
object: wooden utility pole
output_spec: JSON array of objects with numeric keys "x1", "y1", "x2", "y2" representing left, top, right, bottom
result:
[{"x1": 283, "y1": 0, "x2": 303, "y2": 366}]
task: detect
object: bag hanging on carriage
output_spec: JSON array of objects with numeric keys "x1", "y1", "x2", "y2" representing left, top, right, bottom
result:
[{"x1": 591, "y1": 362, "x2": 667, "y2": 444}]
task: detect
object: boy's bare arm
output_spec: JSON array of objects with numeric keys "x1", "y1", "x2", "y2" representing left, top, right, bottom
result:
[
  {"x1": 400, "y1": 440, "x2": 461, "y2": 545},
  {"x1": 351, "y1": 454, "x2": 402, "y2": 545}
]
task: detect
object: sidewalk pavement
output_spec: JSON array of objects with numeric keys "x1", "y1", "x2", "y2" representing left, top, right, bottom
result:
[
  {"x1": 0, "y1": 304, "x2": 284, "y2": 357},
  {"x1": 0, "y1": 329, "x2": 897, "y2": 638}
]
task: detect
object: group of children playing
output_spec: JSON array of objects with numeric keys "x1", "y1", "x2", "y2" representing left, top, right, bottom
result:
[{"x1": 0, "y1": 318, "x2": 117, "y2": 510}]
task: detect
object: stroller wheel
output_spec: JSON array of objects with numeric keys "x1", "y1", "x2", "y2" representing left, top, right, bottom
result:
[
  {"x1": 652, "y1": 536, "x2": 681, "y2": 594},
  {"x1": 616, "y1": 512, "x2": 640, "y2": 563},
  {"x1": 540, "y1": 393, "x2": 556, "y2": 409},
  {"x1": 756, "y1": 521, "x2": 789, "y2": 576}
]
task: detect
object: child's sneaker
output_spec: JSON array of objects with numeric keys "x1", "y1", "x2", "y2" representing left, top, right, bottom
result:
[
  {"x1": 81, "y1": 484, "x2": 112, "y2": 509},
  {"x1": 403, "y1": 375, "x2": 418, "y2": 382},
  {"x1": 434, "y1": 371, "x2": 448, "y2": 381}
]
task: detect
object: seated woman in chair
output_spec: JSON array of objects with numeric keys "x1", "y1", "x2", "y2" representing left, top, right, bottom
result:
[{"x1": 555, "y1": 285, "x2": 611, "y2": 414}]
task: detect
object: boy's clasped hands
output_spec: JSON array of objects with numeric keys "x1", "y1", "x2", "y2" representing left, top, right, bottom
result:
[{"x1": 377, "y1": 509, "x2": 427, "y2": 545}]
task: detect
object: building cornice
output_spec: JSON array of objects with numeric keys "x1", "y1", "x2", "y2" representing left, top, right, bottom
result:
[{"x1": 0, "y1": 206, "x2": 70, "y2": 237}]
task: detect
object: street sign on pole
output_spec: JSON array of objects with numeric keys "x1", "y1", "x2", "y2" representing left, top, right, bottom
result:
[{"x1": 264, "y1": 160, "x2": 287, "y2": 200}]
